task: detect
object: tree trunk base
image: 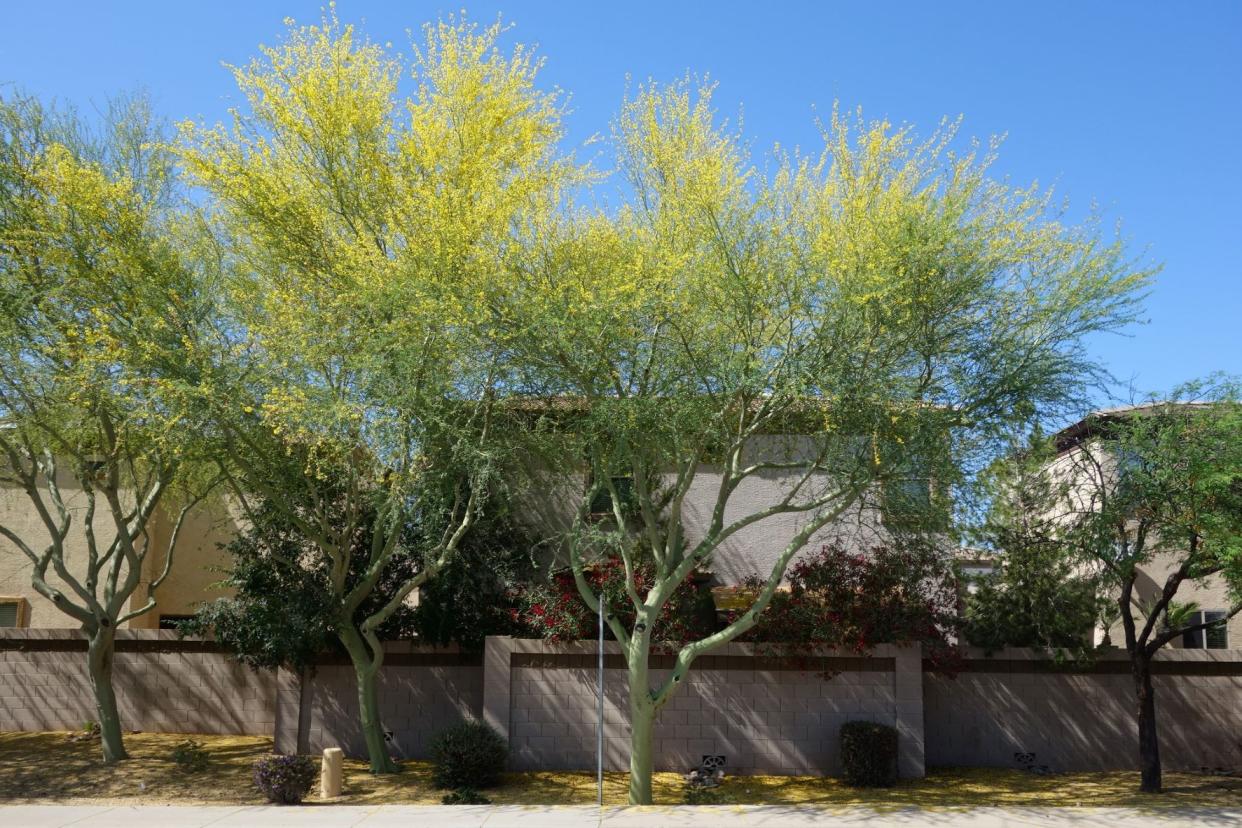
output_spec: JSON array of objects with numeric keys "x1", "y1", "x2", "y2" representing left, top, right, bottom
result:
[
  {"x1": 339, "y1": 626, "x2": 398, "y2": 774},
  {"x1": 87, "y1": 628, "x2": 128, "y2": 764},
  {"x1": 628, "y1": 700, "x2": 655, "y2": 805}
]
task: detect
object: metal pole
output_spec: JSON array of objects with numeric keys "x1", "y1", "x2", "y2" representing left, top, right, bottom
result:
[{"x1": 597, "y1": 594, "x2": 605, "y2": 808}]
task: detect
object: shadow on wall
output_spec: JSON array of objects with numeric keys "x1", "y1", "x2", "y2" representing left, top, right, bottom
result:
[
  {"x1": 5, "y1": 632, "x2": 1242, "y2": 779},
  {"x1": 302, "y1": 658, "x2": 485, "y2": 760},
  {"x1": 118, "y1": 650, "x2": 273, "y2": 736},
  {"x1": 925, "y1": 666, "x2": 1242, "y2": 773},
  {"x1": 0, "y1": 650, "x2": 98, "y2": 731},
  {"x1": 0, "y1": 639, "x2": 275, "y2": 735},
  {"x1": 506, "y1": 656, "x2": 899, "y2": 776}
]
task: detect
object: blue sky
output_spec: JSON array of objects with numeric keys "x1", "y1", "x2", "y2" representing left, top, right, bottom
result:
[{"x1": 2, "y1": 2, "x2": 1239, "y2": 415}]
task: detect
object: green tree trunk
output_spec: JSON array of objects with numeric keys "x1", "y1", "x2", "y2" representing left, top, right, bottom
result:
[
  {"x1": 626, "y1": 632, "x2": 656, "y2": 805},
  {"x1": 338, "y1": 624, "x2": 398, "y2": 774},
  {"x1": 86, "y1": 624, "x2": 127, "y2": 764},
  {"x1": 627, "y1": 694, "x2": 656, "y2": 805}
]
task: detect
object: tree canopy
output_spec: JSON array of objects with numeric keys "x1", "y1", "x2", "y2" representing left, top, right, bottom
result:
[
  {"x1": 497, "y1": 78, "x2": 1152, "y2": 803},
  {"x1": 0, "y1": 91, "x2": 220, "y2": 762},
  {"x1": 0, "y1": 13, "x2": 1164, "y2": 792},
  {"x1": 968, "y1": 379, "x2": 1241, "y2": 792},
  {"x1": 171, "y1": 13, "x2": 578, "y2": 772}
]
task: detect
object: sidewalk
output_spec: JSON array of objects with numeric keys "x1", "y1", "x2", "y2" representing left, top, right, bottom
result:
[{"x1": 3, "y1": 805, "x2": 1241, "y2": 827}]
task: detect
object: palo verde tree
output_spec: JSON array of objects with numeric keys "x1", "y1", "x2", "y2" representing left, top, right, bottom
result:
[
  {"x1": 0, "y1": 93, "x2": 219, "y2": 762},
  {"x1": 505, "y1": 80, "x2": 1152, "y2": 803},
  {"x1": 1030, "y1": 380, "x2": 1242, "y2": 793},
  {"x1": 175, "y1": 13, "x2": 574, "y2": 772}
]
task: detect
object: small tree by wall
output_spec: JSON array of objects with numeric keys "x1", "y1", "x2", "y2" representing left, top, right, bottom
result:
[
  {"x1": 1055, "y1": 381, "x2": 1241, "y2": 793},
  {"x1": 0, "y1": 93, "x2": 219, "y2": 763},
  {"x1": 182, "y1": 495, "x2": 422, "y2": 675},
  {"x1": 963, "y1": 435, "x2": 1106, "y2": 653},
  {"x1": 186, "y1": 492, "x2": 533, "y2": 671}
]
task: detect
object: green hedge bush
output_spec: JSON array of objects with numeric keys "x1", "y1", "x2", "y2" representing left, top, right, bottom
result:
[
  {"x1": 839, "y1": 720, "x2": 898, "y2": 787},
  {"x1": 429, "y1": 721, "x2": 508, "y2": 789}
]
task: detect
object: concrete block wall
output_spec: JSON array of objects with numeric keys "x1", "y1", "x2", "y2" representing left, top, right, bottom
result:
[
  {"x1": 288, "y1": 644, "x2": 484, "y2": 759},
  {"x1": 5, "y1": 630, "x2": 1242, "y2": 778},
  {"x1": 0, "y1": 632, "x2": 483, "y2": 756},
  {"x1": 483, "y1": 638, "x2": 924, "y2": 776},
  {"x1": 0, "y1": 629, "x2": 275, "y2": 734},
  {"x1": 926, "y1": 648, "x2": 1242, "y2": 772}
]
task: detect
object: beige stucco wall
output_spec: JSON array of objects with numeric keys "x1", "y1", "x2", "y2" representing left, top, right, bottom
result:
[
  {"x1": 1, "y1": 472, "x2": 124, "y2": 629},
  {"x1": 513, "y1": 434, "x2": 898, "y2": 586},
  {"x1": 1100, "y1": 548, "x2": 1242, "y2": 651},
  {"x1": 5, "y1": 434, "x2": 917, "y2": 622},
  {"x1": 0, "y1": 476, "x2": 240, "y2": 629},
  {"x1": 126, "y1": 496, "x2": 243, "y2": 629}
]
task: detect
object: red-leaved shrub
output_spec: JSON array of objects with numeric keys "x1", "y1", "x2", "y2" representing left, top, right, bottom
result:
[
  {"x1": 508, "y1": 556, "x2": 715, "y2": 651},
  {"x1": 738, "y1": 543, "x2": 961, "y2": 673}
]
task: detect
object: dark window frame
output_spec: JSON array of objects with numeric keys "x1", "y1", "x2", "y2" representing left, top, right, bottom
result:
[
  {"x1": 588, "y1": 474, "x2": 635, "y2": 518},
  {"x1": 0, "y1": 597, "x2": 27, "y2": 628},
  {"x1": 1182, "y1": 610, "x2": 1229, "y2": 650}
]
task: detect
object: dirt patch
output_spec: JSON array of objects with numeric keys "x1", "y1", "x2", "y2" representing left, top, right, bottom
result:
[{"x1": 2, "y1": 731, "x2": 1240, "y2": 809}]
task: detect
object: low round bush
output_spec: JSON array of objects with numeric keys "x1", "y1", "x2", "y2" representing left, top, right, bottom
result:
[
  {"x1": 442, "y1": 787, "x2": 492, "y2": 805},
  {"x1": 839, "y1": 720, "x2": 898, "y2": 787},
  {"x1": 683, "y1": 783, "x2": 725, "y2": 805},
  {"x1": 429, "y1": 721, "x2": 508, "y2": 789},
  {"x1": 253, "y1": 754, "x2": 318, "y2": 804},
  {"x1": 171, "y1": 739, "x2": 209, "y2": 773}
]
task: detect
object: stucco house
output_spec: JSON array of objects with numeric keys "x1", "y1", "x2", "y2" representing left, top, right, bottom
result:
[
  {"x1": 0, "y1": 471, "x2": 243, "y2": 630},
  {"x1": 1, "y1": 433, "x2": 933, "y2": 630},
  {"x1": 967, "y1": 403, "x2": 1240, "y2": 650}
]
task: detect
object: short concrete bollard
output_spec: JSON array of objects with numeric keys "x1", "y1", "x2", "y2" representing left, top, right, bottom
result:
[{"x1": 321, "y1": 747, "x2": 343, "y2": 799}]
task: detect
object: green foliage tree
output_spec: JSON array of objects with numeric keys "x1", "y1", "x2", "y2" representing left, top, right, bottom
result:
[
  {"x1": 173, "y1": 13, "x2": 575, "y2": 772},
  {"x1": 185, "y1": 490, "x2": 531, "y2": 669},
  {"x1": 504, "y1": 81, "x2": 1152, "y2": 803},
  {"x1": 404, "y1": 509, "x2": 535, "y2": 651},
  {"x1": 0, "y1": 92, "x2": 219, "y2": 763},
  {"x1": 182, "y1": 494, "x2": 422, "y2": 673},
  {"x1": 963, "y1": 435, "x2": 1106, "y2": 652},
  {"x1": 1047, "y1": 380, "x2": 1242, "y2": 793}
]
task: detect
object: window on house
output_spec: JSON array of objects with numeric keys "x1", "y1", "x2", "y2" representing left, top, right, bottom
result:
[
  {"x1": 1182, "y1": 610, "x2": 1228, "y2": 649},
  {"x1": 886, "y1": 477, "x2": 932, "y2": 509},
  {"x1": 588, "y1": 475, "x2": 634, "y2": 517},
  {"x1": 0, "y1": 598, "x2": 26, "y2": 628},
  {"x1": 881, "y1": 475, "x2": 937, "y2": 531},
  {"x1": 958, "y1": 565, "x2": 995, "y2": 596},
  {"x1": 1115, "y1": 446, "x2": 1144, "y2": 474},
  {"x1": 879, "y1": 447, "x2": 948, "y2": 529}
]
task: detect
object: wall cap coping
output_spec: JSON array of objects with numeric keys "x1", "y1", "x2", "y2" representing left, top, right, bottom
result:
[
  {"x1": 15, "y1": 630, "x2": 1236, "y2": 663},
  {"x1": 955, "y1": 646, "x2": 1242, "y2": 663},
  {"x1": 486, "y1": 636, "x2": 915, "y2": 659},
  {"x1": 0, "y1": 628, "x2": 470, "y2": 655}
]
